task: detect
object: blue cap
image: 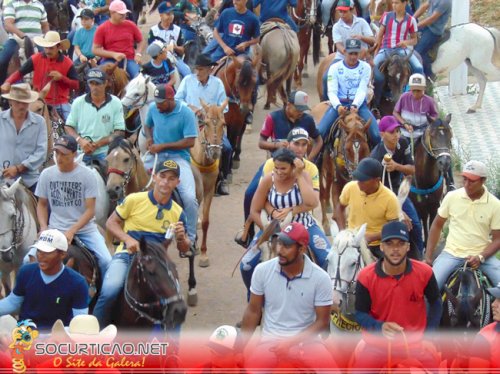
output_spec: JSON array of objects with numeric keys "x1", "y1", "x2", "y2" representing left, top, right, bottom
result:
[
  {"x1": 158, "y1": 1, "x2": 174, "y2": 13},
  {"x1": 381, "y1": 221, "x2": 409, "y2": 242},
  {"x1": 352, "y1": 158, "x2": 383, "y2": 182}
]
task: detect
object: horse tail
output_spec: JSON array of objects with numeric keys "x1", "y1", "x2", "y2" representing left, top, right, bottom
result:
[{"x1": 312, "y1": 22, "x2": 321, "y2": 66}]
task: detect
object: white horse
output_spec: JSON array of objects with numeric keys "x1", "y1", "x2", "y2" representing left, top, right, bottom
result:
[
  {"x1": 0, "y1": 179, "x2": 38, "y2": 296},
  {"x1": 432, "y1": 23, "x2": 500, "y2": 113}
]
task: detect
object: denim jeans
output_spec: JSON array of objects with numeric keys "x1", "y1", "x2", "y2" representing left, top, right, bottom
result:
[
  {"x1": 202, "y1": 38, "x2": 219, "y2": 62},
  {"x1": 240, "y1": 222, "x2": 331, "y2": 298},
  {"x1": 373, "y1": 48, "x2": 424, "y2": 106},
  {"x1": 244, "y1": 164, "x2": 264, "y2": 221},
  {"x1": 53, "y1": 103, "x2": 72, "y2": 121},
  {"x1": 82, "y1": 152, "x2": 106, "y2": 166},
  {"x1": 180, "y1": 25, "x2": 196, "y2": 42},
  {"x1": 100, "y1": 58, "x2": 140, "y2": 79},
  {"x1": 220, "y1": 134, "x2": 232, "y2": 178},
  {"x1": 175, "y1": 55, "x2": 191, "y2": 78},
  {"x1": 93, "y1": 251, "x2": 132, "y2": 327},
  {"x1": 415, "y1": 27, "x2": 441, "y2": 78},
  {"x1": 317, "y1": 102, "x2": 381, "y2": 147},
  {"x1": 432, "y1": 251, "x2": 500, "y2": 291},
  {"x1": 402, "y1": 197, "x2": 423, "y2": 254},
  {"x1": 0, "y1": 39, "x2": 18, "y2": 85}
]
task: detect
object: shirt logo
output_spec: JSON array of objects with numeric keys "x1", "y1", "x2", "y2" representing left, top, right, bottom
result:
[
  {"x1": 229, "y1": 22, "x2": 244, "y2": 36},
  {"x1": 101, "y1": 114, "x2": 111, "y2": 123}
]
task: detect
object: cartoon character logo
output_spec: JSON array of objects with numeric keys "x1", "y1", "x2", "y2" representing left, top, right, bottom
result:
[{"x1": 9, "y1": 320, "x2": 38, "y2": 360}]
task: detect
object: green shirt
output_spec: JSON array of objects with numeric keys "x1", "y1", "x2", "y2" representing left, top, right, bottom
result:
[{"x1": 66, "y1": 93, "x2": 125, "y2": 155}]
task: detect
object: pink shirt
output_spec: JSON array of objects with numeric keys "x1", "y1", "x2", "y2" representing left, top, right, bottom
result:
[
  {"x1": 380, "y1": 11, "x2": 417, "y2": 50},
  {"x1": 93, "y1": 20, "x2": 143, "y2": 60}
]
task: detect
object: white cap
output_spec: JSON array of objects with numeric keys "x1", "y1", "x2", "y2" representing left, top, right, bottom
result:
[
  {"x1": 409, "y1": 73, "x2": 426, "y2": 88},
  {"x1": 207, "y1": 325, "x2": 238, "y2": 352},
  {"x1": 33, "y1": 229, "x2": 68, "y2": 252},
  {"x1": 461, "y1": 160, "x2": 488, "y2": 181}
]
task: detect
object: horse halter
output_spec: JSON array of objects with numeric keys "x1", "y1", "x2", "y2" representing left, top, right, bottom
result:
[
  {"x1": 332, "y1": 242, "x2": 363, "y2": 313},
  {"x1": 107, "y1": 143, "x2": 136, "y2": 200},
  {"x1": 198, "y1": 115, "x2": 223, "y2": 160},
  {"x1": 124, "y1": 251, "x2": 183, "y2": 329},
  {"x1": 122, "y1": 82, "x2": 150, "y2": 112},
  {"x1": 422, "y1": 123, "x2": 451, "y2": 160}
]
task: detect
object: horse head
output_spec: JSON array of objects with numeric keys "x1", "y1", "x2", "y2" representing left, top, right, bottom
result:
[
  {"x1": 338, "y1": 112, "x2": 371, "y2": 175},
  {"x1": 229, "y1": 56, "x2": 257, "y2": 114},
  {"x1": 121, "y1": 73, "x2": 153, "y2": 114},
  {"x1": 100, "y1": 63, "x2": 129, "y2": 97},
  {"x1": 293, "y1": 0, "x2": 317, "y2": 25},
  {"x1": 385, "y1": 52, "x2": 412, "y2": 103},
  {"x1": 425, "y1": 113, "x2": 453, "y2": 174},
  {"x1": 0, "y1": 179, "x2": 23, "y2": 263},
  {"x1": 106, "y1": 136, "x2": 137, "y2": 201},
  {"x1": 199, "y1": 98, "x2": 228, "y2": 161},
  {"x1": 135, "y1": 238, "x2": 187, "y2": 330}
]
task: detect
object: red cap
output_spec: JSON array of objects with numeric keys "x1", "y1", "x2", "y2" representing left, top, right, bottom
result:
[
  {"x1": 277, "y1": 222, "x2": 309, "y2": 247},
  {"x1": 154, "y1": 84, "x2": 175, "y2": 102}
]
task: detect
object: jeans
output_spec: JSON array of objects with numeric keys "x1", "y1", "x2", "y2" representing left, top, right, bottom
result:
[
  {"x1": 53, "y1": 103, "x2": 72, "y2": 121},
  {"x1": 317, "y1": 102, "x2": 381, "y2": 147},
  {"x1": 175, "y1": 55, "x2": 191, "y2": 78},
  {"x1": 244, "y1": 164, "x2": 264, "y2": 221},
  {"x1": 220, "y1": 134, "x2": 232, "y2": 178},
  {"x1": 100, "y1": 58, "x2": 140, "y2": 79},
  {"x1": 0, "y1": 39, "x2": 18, "y2": 85},
  {"x1": 93, "y1": 251, "x2": 132, "y2": 327},
  {"x1": 82, "y1": 152, "x2": 106, "y2": 166},
  {"x1": 373, "y1": 48, "x2": 424, "y2": 106},
  {"x1": 402, "y1": 197, "x2": 423, "y2": 254},
  {"x1": 432, "y1": 251, "x2": 500, "y2": 291},
  {"x1": 180, "y1": 25, "x2": 196, "y2": 42},
  {"x1": 415, "y1": 27, "x2": 441, "y2": 78},
  {"x1": 202, "y1": 38, "x2": 219, "y2": 61},
  {"x1": 240, "y1": 222, "x2": 331, "y2": 298}
]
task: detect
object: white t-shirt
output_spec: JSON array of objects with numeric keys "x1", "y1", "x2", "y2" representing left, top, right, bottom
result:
[{"x1": 332, "y1": 16, "x2": 373, "y2": 60}]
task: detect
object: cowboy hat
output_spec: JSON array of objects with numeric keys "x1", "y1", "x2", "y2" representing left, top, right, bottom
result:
[
  {"x1": 33, "y1": 31, "x2": 70, "y2": 50},
  {"x1": 1, "y1": 83, "x2": 39, "y2": 103},
  {"x1": 51, "y1": 315, "x2": 117, "y2": 343}
]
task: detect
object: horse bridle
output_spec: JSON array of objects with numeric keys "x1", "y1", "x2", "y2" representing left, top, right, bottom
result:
[
  {"x1": 124, "y1": 252, "x2": 183, "y2": 328},
  {"x1": 198, "y1": 115, "x2": 223, "y2": 160},
  {"x1": 336, "y1": 123, "x2": 366, "y2": 180},
  {"x1": 0, "y1": 194, "x2": 26, "y2": 254},
  {"x1": 332, "y1": 243, "x2": 363, "y2": 313},
  {"x1": 292, "y1": 0, "x2": 317, "y2": 27},
  {"x1": 422, "y1": 124, "x2": 452, "y2": 160},
  {"x1": 122, "y1": 83, "x2": 150, "y2": 112},
  {"x1": 107, "y1": 142, "x2": 137, "y2": 200}
]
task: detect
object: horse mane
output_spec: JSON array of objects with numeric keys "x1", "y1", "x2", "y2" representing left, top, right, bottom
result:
[
  {"x1": 0, "y1": 182, "x2": 39, "y2": 231},
  {"x1": 238, "y1": 59, "x2": 254, "y2": 88},
  {"x1": 23, "y1": 37, "x2": 34, "y2": 59},
  {"x1": 108, "y1": 135, "x2": 133, "y2": 155}
]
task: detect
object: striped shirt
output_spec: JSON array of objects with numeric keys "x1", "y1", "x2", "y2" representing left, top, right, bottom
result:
[
  {"x1": 380, "y1": 11, "x2": 417, "y2": 50},
  {"x1": 267, "y1": 174, "x2": 314, "y2": 227},
  {"x1": 3, "y1": 0, "x2": 47, "y2": 39}
]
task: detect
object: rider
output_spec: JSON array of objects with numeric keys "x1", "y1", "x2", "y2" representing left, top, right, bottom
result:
[
  {"x1": 93, "y1": 159, "x2": 190, "y2": 327},
  {"x1": 173, "y1": 0, "x2": 203, "y2": 42},
  {"x1": 73, "y1": 9, "x2": 98, "y2": 66},
  {"x1": 370, "y1": 116, "x2": 423, "y2": 255},
  {"x1": 142, "y1": 40, "x2": 177, "y2": 86},
  {"x1": 372, "y1": 0, "x2": 423, "y2": 111},
  {"x1": 175, "y1": 53, "x2": 232, "y2": 196},
  {"x1": 92, "y1": 0, "x2": 146, "y2": 79},
  {"x1": 31, "y1": 135, "x2": 112, "y2": 279},
  {"x1": 0, "y1": 229, "x2": 88, "y2": 330},
  {"x1": 1, "y1": 31, "x2": 79, "y2": 121},
  {"x1": 148, "y1": 1, "x2": 191, "y2": 79},
  {"x1": 253, "y1": 0, "x2": 298, "y2": 32},
  {"x1": 336, "y1": 157, "x2": 400, "y2": 258},
  {"x1": 414, "y1": 0, "x2": 452, "y2": 80},
  {"x1": 353, "y1": 220, "x2": 442, "y2": 369},
  {"x1": 0, "y1": 0, "x2": 49, "y2": 86},
  {"x1": 64, "y1": 68, "x2": 125, "y2": 165},
  {"x1": 317, "y1": 38, "x2": 380, "y2": 147},
  {"x1": 237, "y1": 222, "x2": 337, "y2": 370},
  {"x1": 0, "y1": 83, "x2": 47, "y2": 193},
  {"x1": 143, "y1": 84, "x2": 199, "y2": 251},
  {"x1": 425, "y1": 160, "x2": 500, "y2": 291}
]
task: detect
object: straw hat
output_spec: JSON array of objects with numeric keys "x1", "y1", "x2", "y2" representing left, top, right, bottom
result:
[
  {"x1": 51, "y1": 315, "x2": 117, "y2": 343},
  {"x1": 33, "y1": 31, "x2": 70, "y2": 50},
  {"x1": 1, "y1": 83, "x2": 39, "y2": 103}
]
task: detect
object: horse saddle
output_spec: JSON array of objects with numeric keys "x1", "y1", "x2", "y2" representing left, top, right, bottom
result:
[
  {"x1": 427, "y1": 29, "x2": 451, "y2": 63},
  {"x1": 259, "y1": 19, "x2": 290, "y2": 40}
]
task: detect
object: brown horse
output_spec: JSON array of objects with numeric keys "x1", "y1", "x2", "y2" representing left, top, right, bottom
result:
[
  {"x1": 260, "y1": 20, "x2": 300, "y2": 109},
  {"x1": 100, "y1": 61, "x2": 129, "y2": 97},
  {"x1": 316, "y1": 53, "x2": 337, "y2": 101},
  {"x1": 214, "y1": 54, "x2": 259, "y2": 170},
  {"x1": 311, "y1": 103, "x2": 371, "y2": 235},
  {"x1": 190, "y1": 98, "x2": 229, "y2": 268},
  {"x1": 378, "y1": 51, "x2": 413, "y2": 116}
]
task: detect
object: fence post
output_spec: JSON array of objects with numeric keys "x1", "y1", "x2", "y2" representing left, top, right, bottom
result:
[{"x1": 448, "y1": 0, "x2": 469, "y2": 95}]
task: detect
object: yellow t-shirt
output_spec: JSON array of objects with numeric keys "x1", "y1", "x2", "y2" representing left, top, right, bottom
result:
[
  {"x1": 438, "y1": 187, "x2": 500, "y2": 258},
  {"x1": 262, "y1": 158, "x2": 320, "y2": 190},
  {"x1": 339, "y1": 181, "x2": 400, "y2": 246}
]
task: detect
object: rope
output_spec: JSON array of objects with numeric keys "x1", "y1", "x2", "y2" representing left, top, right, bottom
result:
[{"x1": 142, "y1": 152, "x2": 158, "y2": 190}]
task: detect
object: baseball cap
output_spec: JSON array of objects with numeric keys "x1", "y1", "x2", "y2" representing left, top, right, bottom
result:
[
  {"x1": 33, "y1": 229, "x2": 68, "y2": 253},
  {"x1": 109, "y1": 0, "x2": 130, "y2": 14},
  {"x1": 352, "y1": 158, "x2": 383, "y2": 182},
  {"x1": 78, "y1": 8, "x2": 95, "y2": 19},
  {"x1": 461, "y1": 160, "x2": 488, "y2": 181},
  {"x1": 276, "y1": 222, "x2": 309, "y2": 247},
  {"x1": 154, "y1": 84, "x2": 175, "y2": 102},
  {"x1": 87, "y1": 68, "x2": 106, "y2": 84},
  {"x1": 155, "y1": 159, "x2": 180, "y2": 177},
  {"x1": 288, "y1": 91, "x2": 310, "y2": 112},
  {"x1": 54, "y1": 135, "x2": 78, "y2": 154},
  {"x1": 207, "y1": 325, "x2": 237, "y2": 353},
  {"x1": 345, "y1": 38, "x2": 361, "y2": 53},
  {"x1": 147, "y1": 40, "x2": 165, "y2": 58},
  {"x1": 379, "y1": 116, "x2": 401, "y2": 133},
  {"x1": 158, "y1": 1, "x2": 174, "y2": 13},
  {"x1": 381, "y1": 221, "x2": 409, "y2": 242},
  {"x1": 337, "y1": 0, "x2": 353, "y2": 10},
  {"x1": 487, "y1": 282, "x2": 500, "y2": 298},
  {"x1": 409, "y1": 73, "x2": 426, "y2": 89},
  {"x1": 287, "y1": 127, "x2": 309, "y2": 143}
]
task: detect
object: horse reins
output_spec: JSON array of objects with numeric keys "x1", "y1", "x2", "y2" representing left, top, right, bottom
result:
[
  {"x1": 0, "y1": 188, "x2": 31, "y2": 255},
  {"x1": 107, "y1": 141, "x2": 137, "y2": 199},
  {"x1": 332, "y1": 242, "x2": 363, "y2": 311}
]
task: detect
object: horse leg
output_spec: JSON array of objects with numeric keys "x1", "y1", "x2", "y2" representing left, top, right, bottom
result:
[
  {"x1": 198, "y1": 175, "x2": 217, "y2": 268},
  {"x1": 319, "y1": 161, "x2": 331, "y2": 236},
  {"x1": 465, "y1": 60, "x2": 487, "y2": 114},
  {"x1": 187, "y1": 255, "x2": 197, "y2": 306}
]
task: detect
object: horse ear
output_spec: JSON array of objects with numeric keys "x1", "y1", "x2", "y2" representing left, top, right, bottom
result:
[
  {"x1": 199, "y1": 98, "x2": 209, "y2": 112},
  {"x1": 354, "y1": 223, "x2": 367, "y2": 246},
  {"x1": 221, "y1": 98, "x2": 229, "y2": 112},
  {"x1": 139, "y1": 237, "x2": 148, "y2": 254},
  {"x1": 339, "y1": 118, "x2": 347, "y2": 130},
  {"x1": 5, "y1": 178, "x2": 21, "y2": 198},
  {"x1": 445, "y1": 113, "x2": 452, "y2": 125},
  {"x1": 444, "y1": 286, "x2": 458, "y2": 307},
  {"x1": 39, "y1": 81, "x2": 52, "y2": 100},
  {"x1": 70, "y1": 4, "x2": 78, "y2": 15},
  {"x1": 363, "y1": 117, "x2": 372, "y2": 133}
]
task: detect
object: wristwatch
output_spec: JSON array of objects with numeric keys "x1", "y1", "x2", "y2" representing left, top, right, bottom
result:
[{"x1": 478, "y1": 254, "x2": 485, "y2": 263}]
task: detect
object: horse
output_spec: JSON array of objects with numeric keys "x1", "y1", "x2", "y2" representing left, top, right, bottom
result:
[
  {"x1": 0, "y1": 179, "x2": 38, "y2": 296},
  {"x1": 326, "y1": 224, "x2": 375, "y2": 332},
  {"x1": 441, "y1": 266, "x2": 493, "y2": 330},
  {"x1": 74, "y1": 61, "x2": 98, "y2": 97},
  {"x1": 113, "y1": 238, "x2": 187, "y2": 331},
  {"x1": 432, "y1": 23, "x2": 500, "y2": 113},
  {"x1": 5, "y1": 36, "x2": 35, "y2": 87},
  {"x1": 190, "y1": 98, "x2": 229, "y2": 267},
  {"x1": 183, "y1": 18, "x2": 212, "y2": 71},
  {"x1": 409, "y1": 114, "x2": 452, "y2": 244},
  {"x1": 260, "y1": 20, "x2": 300, "y2": 109},
  {"x1": 100, "y1": 62, "x2": 130, "y2": 98},
  {"x1": 42, "y1": 0, "x2": 71, "y2": 38},
  {"x1": 292, "y1": 0, "x2": 320, "y2": 89},
  {"x1": 311, "y1": 104, "x2": 371, "y2": 236},
  {"x1": 214, "y1": 54, "x2": 259, "y2": 170}
]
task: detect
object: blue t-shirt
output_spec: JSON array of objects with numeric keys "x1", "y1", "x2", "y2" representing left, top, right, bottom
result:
[
  {"x1": 253, "y1": 0, "x2": 296, "y2": 23},
  {"x1": 13, "y1": 263, "x2": 88, "y2": 330},
  {"x1": 216, "y1": 8, "x2": 260, "y2": 54},
  {"x1": 262, "y1": 109, "x2": 319, "y2": 140},
  {"x1": 145, "y1": 100, "x2": 197, "y2": 162},
  {"x1": 73, "y1": 25, "x2": 97, "y2": 58},
  {"x1": 142, "y1": 60, "x2": 174, "y2": 85},
  {"x1": 427, "y1": 0, "x2": 452, "y2": 36}
]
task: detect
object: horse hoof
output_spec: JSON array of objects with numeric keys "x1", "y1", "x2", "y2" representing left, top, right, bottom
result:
[
  {"x1": 187, "y1": 289, "x2": 198, "y2": 307},
  {"x1": 227, "y1": 173, "x2": 233, "y2": 184},
  {"x1": 264, "y1": 103, "x2": 270, "y2": 110},
  {"x1": 198, "y1": 254, "x2": 210, "y2": 268},
  {"x1": 466, "y1": 108, "x2": 476, "y2": 114},
  {"x1": 232, "y1": 160, "x2": 240, "y2": 170}
]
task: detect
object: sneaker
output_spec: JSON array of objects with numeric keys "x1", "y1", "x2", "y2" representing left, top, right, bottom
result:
[{"x1": 216, "y1": 179, "x2": 229, "y2": 196}]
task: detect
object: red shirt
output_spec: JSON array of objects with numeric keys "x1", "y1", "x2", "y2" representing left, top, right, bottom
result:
[
  {"x1": 477, "y1": 322, "x2": 500, "y2": 368},
  {"x1": 94, "y1": 20, "x2": 143, "y2": 60}
]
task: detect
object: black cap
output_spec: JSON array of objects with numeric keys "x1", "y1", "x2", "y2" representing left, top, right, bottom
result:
[
  {"x1": 87, "y1": 68, "x2": 106, "y2": 84},
  {"x1": 78, "y1": 8, "x2": 95, "y2": 19},
  {"x1": 487, "y1": 282, "x2": 500, "y2": 298},
  {"x1": 287, "y1": 127, "x2": 309, "y2": 142},
  {"x1": 345, "y1": 38, "x2": 361, "y2": 52},
  {"x1": 54, "y1": 135, "x2": 78, "y2": 154},
  {"x1": 155, "y1": 159, "x2": 180, "y2": 176},
  {"x1": 381, "y1": 221, "x2": 409, "y2": 242},
  {"x1": 352, "y1": 158, "x2": 383, "y2": 181},
  {"x1": 195, "y1": 54, "x2": 217, "y2": 67}
]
